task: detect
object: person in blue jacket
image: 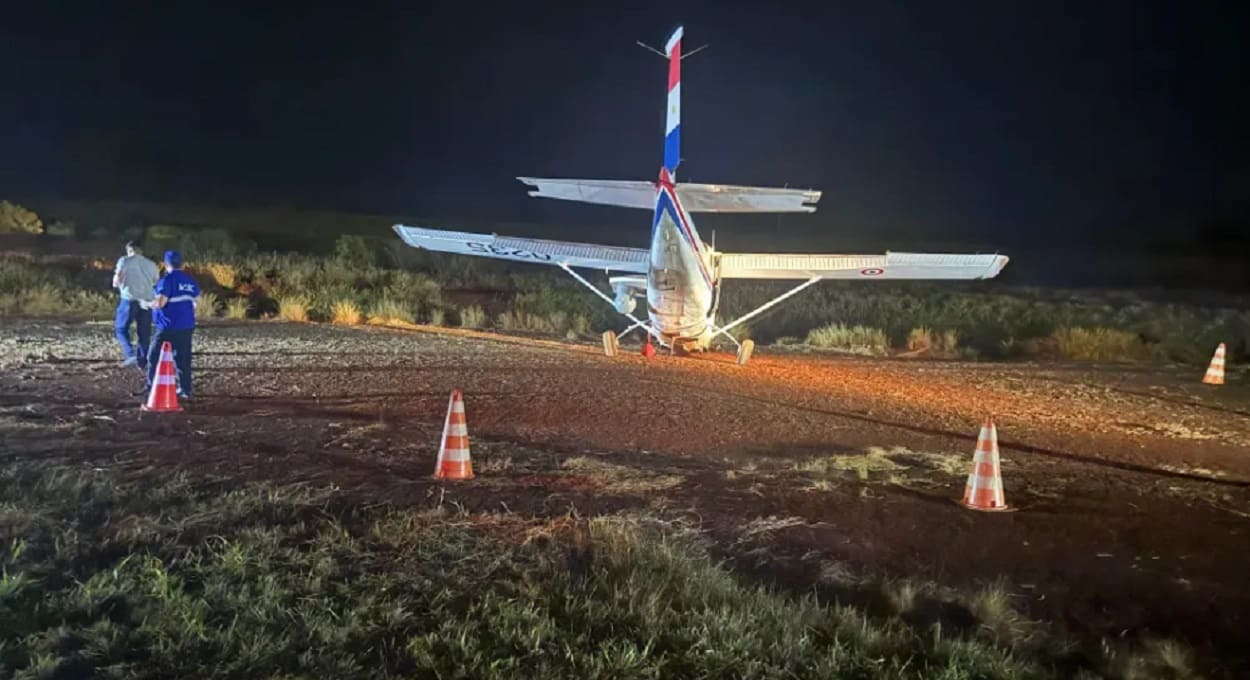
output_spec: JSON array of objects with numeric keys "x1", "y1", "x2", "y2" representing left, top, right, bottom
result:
[{"x1": 140, "y1": 250, "x2": 200, "y2": 400}]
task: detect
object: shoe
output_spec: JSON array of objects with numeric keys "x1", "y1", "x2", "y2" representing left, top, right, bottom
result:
[
  {"x1": 118, "y1": 357, "x2": 138, "y2": 368},
  {"x1": 177, "y1": 392, "x2": 192, "y2": 402}
]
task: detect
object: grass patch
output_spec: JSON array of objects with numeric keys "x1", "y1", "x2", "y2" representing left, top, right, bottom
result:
[
  {"x1": 795, "y1": 446, "x2": 972, "y2": 491},
  {"x1": 0, "y1": 463, "x2": 1094, "y2": 679},
  {"x1": 967, "y1": 578, "x2": 1038, "y2": 647},
  {"x1": 223, "y1": 297, "x2": 249, "y2": 320},
  {"x1": 720, "y1": 280, "x2": 1250, "y2": 364},
  {"x1": 195, "y1": 292, "x2": 219, "y2": 320},
  {"x1": 1051, "y1": 327, "x2": 1163, "y2": 362},
  {"x1": 458, "y1": 305, "x2": 487, "y2": 329},
  {"x1": 495, "y1": 310, "x2": 572, "y2": 335},
  {"x1": 880, "y1": 446, "x2": 970, "y2": 478},
  {"x1": 805, "y1": 323, "x2": 890, "y2": 355},
  {"x1": 330, "y1": 298, "x2": 363, "y2": 326},
  {"x1": 366, "y1": 297, "x2": 415, "y2": 326},
  {"x1": 202, "y1": 262, "x2": 237, "y2": 290},
  {"x1": 4, "y1": 228, "x2": 1248, "y2": 364},
  {"x1": 276, "y1": 295, "x2": 310, "y2": 322},
  {"x1": 0, "y1": 200, "x2": 43, "y2": 233},
  {"x1": 907, "y1": 327, "x2": 962, "y2": 357},
  {"x1": 1107, "y1": 637, "x2": 1198, "y2": 680},
  {"x1": 64, "y1": 290, "x2": 114, "y2": 318},
  {"x1": 560, "y1": 456, "x2": 685, "y2": 494},
  {"x1": 795, "y1": 447, "x2": 906, "y2": 481}
]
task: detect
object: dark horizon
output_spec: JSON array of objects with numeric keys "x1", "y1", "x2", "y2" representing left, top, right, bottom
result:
[{"x1": 2, "y1": 2, "x2": 1247, "y2": 256}]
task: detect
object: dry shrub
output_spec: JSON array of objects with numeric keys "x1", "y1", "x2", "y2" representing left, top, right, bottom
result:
[
  {"x1": 224, "y1": 297, "x2": 249, "y2": 320},
  {"x1": 195, "y1": 292, "x2": 219, "y2": 320},
  {"x1": 1052, "y1": 327, "x2": 1161, "y2": 362},
  {"x1": 276, "y1": 295, "x2": 310, "y2": 322},
  {"x1": 967, "y1": 578, "x2": 1036, "y2": 646},
  {"x1": 64, "y1": 291, "x2": 114, "y2": 318},
  {"x1": 1109, "y1": 637, "x2": 1197, "y2": 680},
  {"x1": 907, "y1": 327, "x2": 959, "y2": 357},
  {"x1": 805, "y1": 323, "x2": 889, "y2": 355},
  {"x1": 366, "y1": 297, "x2": 414, "y2": 325},
  {"x1": 458, "y1": 305, "x2": 486, "y2": 329},
  {"x1": 331, "y1": 299, "x2": 362, "y2": 325},
  {"x1": 0, "y1": 201, "x2": 42, "y2": 234},
  {"x1": 204, "y1": 262, "x2": 237, "y2": 290},
  {"x1": 907, "y1": 327, "x2": 934, "y2": 352},
  {"x1": 18, "y1": 284, "x2": 63, "y2": 315}
]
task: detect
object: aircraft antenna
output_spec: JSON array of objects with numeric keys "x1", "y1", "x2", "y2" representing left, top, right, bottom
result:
[
  {"x1": 681, "y1": 44, "x2": 709, "y2": 60},
  {"x1": 635, "y1": 41, "x2": 667, "y2": 58},
  {"x1": 635, "y1": 41, "x2": 710, "y2": 60}
]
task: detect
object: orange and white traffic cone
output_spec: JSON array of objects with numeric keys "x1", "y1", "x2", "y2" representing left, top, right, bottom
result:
[
  {"x1": 141, "y1": 341, "x2": 183, "y2": 413},
  {"x1": 960, "y1": 417, "x2": 1011, "y2": 512},
  {"x1": 433, "y1": 389, "x2": 473, "y2": 480},
  {"x1": 1202, "y1": 343, "x2": 1226, "y2": 385}
]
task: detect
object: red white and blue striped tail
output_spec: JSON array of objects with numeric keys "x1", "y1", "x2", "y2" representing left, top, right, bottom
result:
[{"x1": 663, "y1": 25, "x2": 683, "y2": 177}]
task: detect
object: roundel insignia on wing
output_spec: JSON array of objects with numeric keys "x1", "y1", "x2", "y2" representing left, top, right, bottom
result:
[{"x1": 860, "y1": 268, "x2": 884, "y2": 276}]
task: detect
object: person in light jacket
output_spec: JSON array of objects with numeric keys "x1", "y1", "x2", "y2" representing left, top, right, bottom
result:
[{"x1": 112, "y1": 240, "x2": 159, "y2": 369}]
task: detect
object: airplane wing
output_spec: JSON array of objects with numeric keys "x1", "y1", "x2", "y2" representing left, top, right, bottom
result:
[
  {"x1": 517, "y1": 177, "x2": 821, "y2": 213},
  {"x1": 392, "y1": 225, "x2": 650, "y2": 273},
  {"x1": 717, "y1": 252, "x2": 1009, "y2": 280}
]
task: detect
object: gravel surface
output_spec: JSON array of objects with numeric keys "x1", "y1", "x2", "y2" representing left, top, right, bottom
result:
[{"x1": 3, "y1": 318, "x2": 1249, "y2": 675}]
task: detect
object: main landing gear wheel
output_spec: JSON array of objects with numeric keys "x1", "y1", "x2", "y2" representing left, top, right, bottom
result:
[
  {"x1": 601, "y1": 330, "x2": 619, "y2": 357},
  {"x1": 736, "y1": 339, "x2": 755, "y2": 366}
]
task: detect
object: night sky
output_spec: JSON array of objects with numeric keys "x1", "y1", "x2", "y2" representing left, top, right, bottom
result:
[{"x1": 2, "y1": 2, "x2": 1246, "y2": 253}]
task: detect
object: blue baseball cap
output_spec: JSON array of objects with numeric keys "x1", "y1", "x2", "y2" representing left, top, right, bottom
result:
[{"x1": 164, "y1": 250, "x2": 183, "y2": 267}]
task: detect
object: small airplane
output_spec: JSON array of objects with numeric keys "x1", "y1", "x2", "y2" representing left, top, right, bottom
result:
[{"x1": 394, "y1": 25, "x2": 1009, "y2": 365}]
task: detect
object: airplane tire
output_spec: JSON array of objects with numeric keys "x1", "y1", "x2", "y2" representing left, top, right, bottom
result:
[
  {"x1": 736, "y1": 339, "x2": 755, "y2": 366},
  {"x1": 602, "y1": 330, "x2": 619, "y2": 357}
]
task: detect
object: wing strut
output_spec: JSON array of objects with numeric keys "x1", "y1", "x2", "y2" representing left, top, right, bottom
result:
[
  {"x1": 557, "y1": 263, "x2": 666, "y2": 345},
  {"x1": 709, "y1": 276, "x2": 824, "y2": 347}
]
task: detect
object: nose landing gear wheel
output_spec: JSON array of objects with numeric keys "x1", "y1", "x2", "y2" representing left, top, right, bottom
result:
[
  {"x1": 736, "y1": 339, "x2": 755, "y2": 366},
  {"x1": 602, "y1": 330, "x2": 619, "y2": 357}
]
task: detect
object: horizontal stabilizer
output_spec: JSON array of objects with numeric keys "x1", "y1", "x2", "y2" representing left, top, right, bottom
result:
[
  {"x1": 393, "y1": 224, "x2": 649, "y2": 273},
  {"x1": 517, "y1": 177, "x2": 822, "y2": 213},
  {"x1": 717, "y1": 251, "x2": 1009, "y2": 280}
]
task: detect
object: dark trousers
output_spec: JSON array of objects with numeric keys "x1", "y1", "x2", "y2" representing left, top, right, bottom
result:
[
  {"x1": 147, "y1": 327, "x2": 194, "y2": 397},
  {"x1": 114, "y1": 299, "x2": 152, "y2": 365}
]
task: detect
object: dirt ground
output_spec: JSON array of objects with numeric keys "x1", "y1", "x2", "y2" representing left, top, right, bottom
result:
[{"x1": 3, "y1": 319, "x2": 1250, "y2": 675}]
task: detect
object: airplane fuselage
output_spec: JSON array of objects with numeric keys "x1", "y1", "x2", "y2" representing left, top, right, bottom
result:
[{"x1": 646, "y1": 170, "x2": 716, "y2": 349}]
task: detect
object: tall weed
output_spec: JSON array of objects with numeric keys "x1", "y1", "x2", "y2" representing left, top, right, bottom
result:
[
  {"x1": 367, "y1": 298, "x2": 415, "y2": 325},
  {"x1": 276, "y1": 295, "x2": 311, "y2": 322},
  {"x1": 459, "y1": 305, "x2": 487, "y2": 329},
  {"x1": 806, "y1": 323, "x2": 889, "y2": 355},
  {"x1": 331, "y1": 299, "x2": 362, "y2": 325},
  {"x1": 1051, "y1": 327, "x2": 1162, "y2": 362},
  {"x1": 224, "y1": 298, "x2": 249, "y2": 320},
  {"x1": 195, "y1": 292, "x2": 220, "y2": 320}
]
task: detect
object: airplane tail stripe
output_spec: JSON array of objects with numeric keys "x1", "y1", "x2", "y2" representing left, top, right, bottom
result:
[
  {"x1": 663, "y1": 26, "x2": 682, "y2": 175},
  {"x1": 667, "y1": 42, "x2": 680, "y2": 90}
]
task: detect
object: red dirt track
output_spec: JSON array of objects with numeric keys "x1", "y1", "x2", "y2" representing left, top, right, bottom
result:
[{"x1": 3, "y1": 320, "x2": 1250, "y2": 675}]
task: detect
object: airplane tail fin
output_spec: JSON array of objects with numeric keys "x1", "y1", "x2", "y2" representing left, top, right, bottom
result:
[
  {"x1": 518, "y1": 24, "x2": 821, "y2": 214},
  {"x1": 663, "y1": 26, "x2": 682, "y2": 177}
]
